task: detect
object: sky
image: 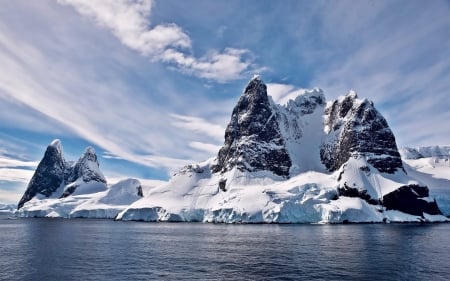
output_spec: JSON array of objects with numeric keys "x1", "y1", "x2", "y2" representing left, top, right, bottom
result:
[{"x1": 0, "y1": 0, "x2": 449, "y2": 204}]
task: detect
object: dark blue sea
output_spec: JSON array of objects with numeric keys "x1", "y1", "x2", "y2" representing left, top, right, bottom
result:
[{"x1": 0, "y1": 216, "x2": 449, "y2": 281}]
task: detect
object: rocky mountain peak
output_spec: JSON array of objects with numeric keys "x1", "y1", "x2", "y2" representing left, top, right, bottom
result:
[
  {"x1": 66, "y1": 146, "x2": 106, "y2": 186},
  {"x1": 49, "y1": 138, "x2": 63, "y2": 154},
  {"x1": 82, "y1": 147, "x2": 97, "y2": 161},
  {"x1": 18, "y1": 140, "x2": 107, "y2": 208},
  {"x1": 211, "y1": 76, "x2": 292, "y2": 177},
  {"x1": 321, "y1": 91, "x2": 403, "y2": 174},
  {"x1": 18, "y1": 140, "x2": 67, "y2": 209},
  {"x1": 285, "y1": 88, "x2": 326, "y2": 115}
]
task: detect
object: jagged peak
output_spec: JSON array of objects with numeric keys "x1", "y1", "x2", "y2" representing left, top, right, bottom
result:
[
  {"x1": 251, "y1": 73, "x2": 261, "y2": 81},
  {"x1": 327, "y1": 91, "x2": 377, "y2": 121},
  {"x1": 243, "y1": 74, "x2": 266, "y2": 96},
  {"x1": 347, "y1": 89, "x2": 358, "y2": 99},
  {"x1": 357, "y1": 98, "x2": 374, "y2": 108},
  {"x1": 80, "y1": 146, "x2": 98, "y2": 163},
  {"x1": 282, "y1": 88, "x2": 326, "y2": 117},
  {"x1": 84, "y1": 146, "x2": 96, "y2": 156},
  {"x1": 337, "y1": 89, "x2": 358, "y2": 105},
  {"x1": 50, "y1": 139, "x2": 61, "y2": 148},
  {"x1": 289, "y1": 88, "x2": 325, "y2": 106},
  {"x1": 48, "y1": 139, "x2": 63, "y2": 155}
]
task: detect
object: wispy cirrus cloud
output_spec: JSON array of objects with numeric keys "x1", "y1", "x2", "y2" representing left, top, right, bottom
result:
[
  {"x1": 0, "y1": 152, "x2": 35, "y2": 203},
  {"x1": 0, "y1": 157, "x2": 37, "y2": 169},
  {"x1": 189, "y1": 141, "x2": 221, "y2": 155},
  {"x1": 0, "y1": 149, "x2": 36, "y2": 186},
  {"x1": 0, "y1": 168, "x2": 34, "y2": 183},
  {"x1": 171, "y1": 114, "x2": 224, "y2": 142},
  {"x1": 0, "y1": 18, "x2": 214, "y2": 173},
  {"x1": 58, "y1": 0, "x2": 255, "y2": 82}
]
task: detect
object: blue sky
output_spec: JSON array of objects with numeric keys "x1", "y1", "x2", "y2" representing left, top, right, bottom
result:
[{"x1": 0, "y1": 0, "x2": 449, "y2": 203}]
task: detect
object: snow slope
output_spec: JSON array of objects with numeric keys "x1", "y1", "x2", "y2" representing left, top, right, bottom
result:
[
  {"x1": 117, "y1": 158, "x2": 447, "y2": 223},
  {"x1": 17, "y1": 178, "x2": 152, "y2": 219}
]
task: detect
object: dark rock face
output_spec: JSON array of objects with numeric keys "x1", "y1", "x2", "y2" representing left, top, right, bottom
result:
[
  {"x1": 18, "y1": 141, "x2": 66, "y2": 209},
  {"x1": 211, "y1": 76, "x2": 291, "y2": 177},
  {"x1": 67, "y1": 147, "x2": 102, "y2": 182},
  {"x1": 18, "y1": 140, "x2": 106, "y2": 208},
  {"x1": 337, "y1": 183, "x2": 380, "y2": 205},
  {"x1": 137, "y1": 185, "x2": 144, "y2": 197},
  {"x1": 383, "y1": 185, "x2": 442, "y2": 216},
  {"x1": 321, "y1": 91, "x2": 403, "y2": 173}
]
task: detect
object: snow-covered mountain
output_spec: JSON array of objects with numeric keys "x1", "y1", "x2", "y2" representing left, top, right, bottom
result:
[
  {"x1": 16, "y1": 141, "x2": 148, "y2": 218},
  {"x1": 18, "y1": 140, "x2": 107, "y2": 209},
  {"x1": 400, "y1": 146, "x2": 450, "y2": 160},
  {"x1": 116, "y1": 76, "x2": 447, "y2": 223},
  {"x1": 17, "y1": 76, "x2": 449, "y2": 223}
]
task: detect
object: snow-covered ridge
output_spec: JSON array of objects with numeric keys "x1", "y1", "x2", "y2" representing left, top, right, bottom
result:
[{"x1": 400, "y1": 146, "x2": 450, "y2": 160}]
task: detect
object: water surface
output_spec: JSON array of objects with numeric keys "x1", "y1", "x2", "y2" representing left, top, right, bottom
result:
[{"x1": 0, "y1": 217, "x2": 449, "y2": 280}]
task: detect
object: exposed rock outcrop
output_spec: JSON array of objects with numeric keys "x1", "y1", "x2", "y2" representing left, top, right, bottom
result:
[
  {"x1": 212, "y1": 75, "x2": 292, "y2": 177},
  {"x1": 321, "y1": 91, "x2": 403, "y2": 174},
  {"x1": 382, "y1": 185, "x2": 442, "y2": 216},
  {"x1": 18, "y1": 140, "x2": 66, "y2": 209}
]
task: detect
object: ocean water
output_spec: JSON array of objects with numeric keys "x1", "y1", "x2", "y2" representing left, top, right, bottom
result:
[{"x1": 0, "y1": 217, "x2": 449, "y2": 281}]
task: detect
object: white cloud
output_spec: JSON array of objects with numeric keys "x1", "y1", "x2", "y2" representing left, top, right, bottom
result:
[
  {"x1": 0, "y1": 168, "x2": 33, "y2": 183},
  {"x1": 0, "y1": 157, "x2": 37, "y2": 169},
  {"x1": 171, "y1": 114, "x2": 225, "y2": 142},
  {"x1": 189, "y1": 141, "x2": 221, "y2": 155},
  {"x1": 102, "y1": 152, "x2": 123, "y2": 160},
  {"x1": 0, "y1": 189, "x2": 22, "y2": 204},
  {"x1": 266, "y1": 83, "x2": 295, "y2": 102},
  {"x1": 58, "y1": 0, "x2": 254, "y2": 82},
  {"x1": 161, "y1": 48, "x2": 254, "y2": 82},
  {"x1": 58, "y1": 0, "x2": 190, "y2": 56},
  {"x1": 0, "y1": 155, "x2": 36, "y2": 204},
  {"x1": 137, "y1": 154, "x2": 192, "y2": 173}
]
